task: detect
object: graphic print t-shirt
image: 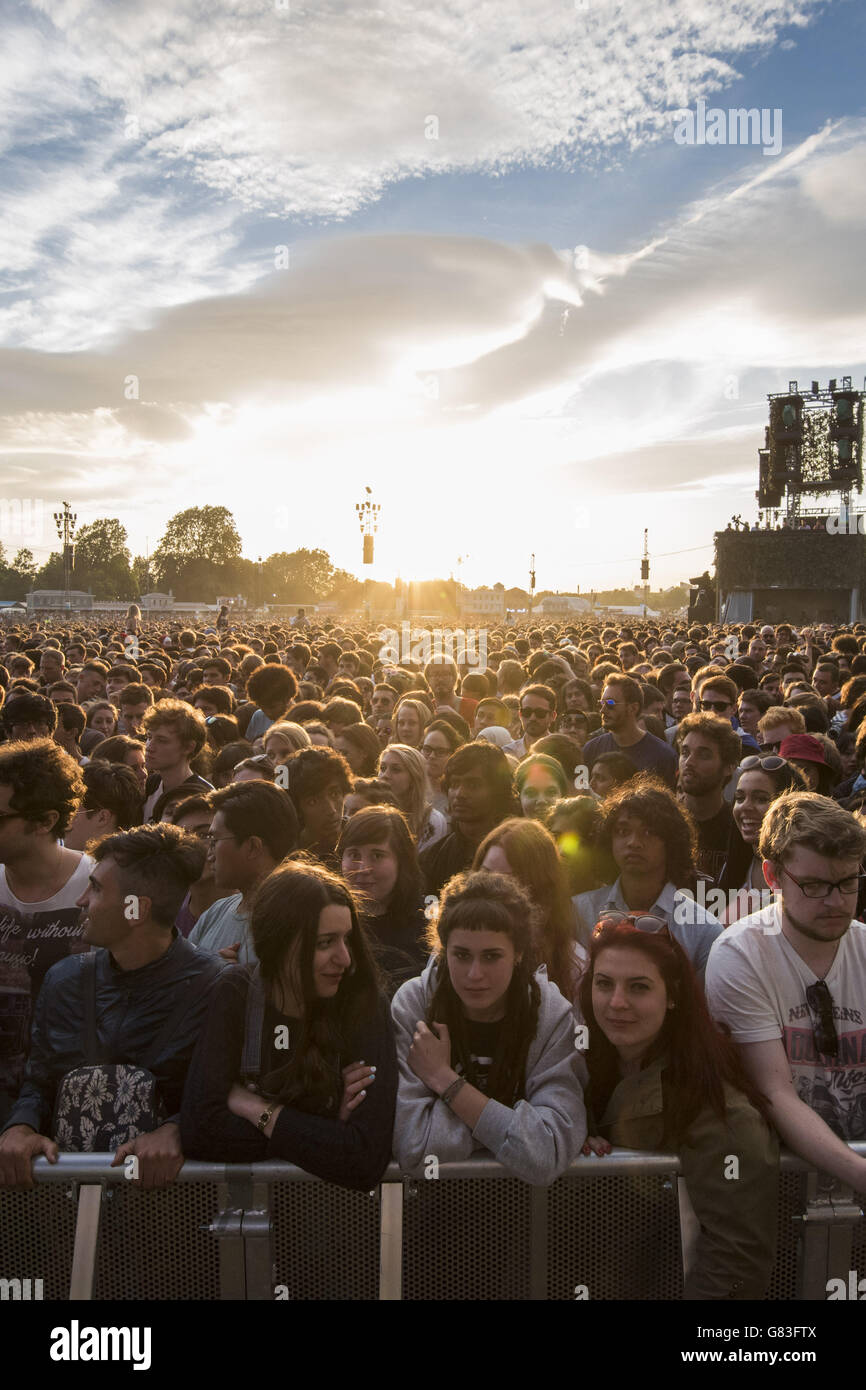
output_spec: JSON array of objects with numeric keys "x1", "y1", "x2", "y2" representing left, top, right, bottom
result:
[
  {"x1": 705, "y1": 901, "x2": 866, "y2": 1140},
  {"x1": 0, "y1": 855, "x2": 94, "y2": 1100},
  {"x1": 460, "y1": 1019, "x2": 505, "y2": 1096}
]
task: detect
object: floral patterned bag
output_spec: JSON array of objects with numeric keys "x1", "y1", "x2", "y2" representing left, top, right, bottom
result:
[{"x1": 52, "y1": 953, "x2": 218, "y2": 1151}]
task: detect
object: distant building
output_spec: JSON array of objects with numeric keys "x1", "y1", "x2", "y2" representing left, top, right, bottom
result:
[
  {"x1": 533, "y1": 595, "x2": 593, "y2": 616},
  {"x1": 458, "y1": 586, "x2": 506, "y2": 618},
  {"x1": 27, "y1": 590, "x2": 93, "y2": 614}
]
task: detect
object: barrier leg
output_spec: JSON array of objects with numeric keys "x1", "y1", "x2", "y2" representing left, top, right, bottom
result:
[
  {"x1": 796, "y1": 1172, "x2": 862, "y2": 1301},
  {"x1": 212, "y1": 1175, "x2": 249, "y2": 1300},
  {"x1": 379, "y1": 1182, "x2": 403, "y2": 1301},
  {"x1": 242, "y1": 1181, "x2": 275, "y2": 1301},
  {"x1": 69, "y1": 1184, "x2": 102, "y2": 1301}
]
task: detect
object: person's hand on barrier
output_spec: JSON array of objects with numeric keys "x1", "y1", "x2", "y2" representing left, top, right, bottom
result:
[
  {"x1": 581, "y1": 1135, "x2": 612, "y2": 1157},
  {"x1": 218, "y1": 941, "x2": 241, "y2": 963},
  {"x1": 408, "y1": 1020, "x2": 452, "y2": 1093},
  {"x1": 0, "y1": 1125, "x2": 58, "y2": 1187},
  {"x1": 339, "y1": 1060, "x2": 375, "y2": 1122},
  {"x1": 112, "y1": 1122, "x2": 184, "y2": 1189}
]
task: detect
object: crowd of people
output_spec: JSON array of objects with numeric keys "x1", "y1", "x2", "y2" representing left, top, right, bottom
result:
[{"x1": 0, "y1": 606, "x2": 865, "y2": 1299}]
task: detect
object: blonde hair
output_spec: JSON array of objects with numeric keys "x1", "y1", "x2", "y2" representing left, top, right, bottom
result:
[
  {"x1": 758, "y1": 705, "x2": 806, "y2": 737},
  {"x1": 264, "y1": 721, "x2": 311, "y2": 755},
  {"x1": 759, "y1": 791, "x2": 866, "y2": 866},
  {"x1": 379, "y1": 743, "x2": 432, "y2": 840}
]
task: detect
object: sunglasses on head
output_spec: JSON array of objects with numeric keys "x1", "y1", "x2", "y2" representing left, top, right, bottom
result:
[
  {"x1": 595, "y1": 909, "x2": 670, "y2": 936},
  {"x1": 739, "y1": 754, "x2": 786, "y2": 772}
]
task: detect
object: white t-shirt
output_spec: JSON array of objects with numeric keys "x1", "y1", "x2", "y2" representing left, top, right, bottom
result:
[
  {"x1": 705, "y1": 899, "x2": 866, "y2": 1141},
  {"x1": 0, "y1": 853, "x2": 94, "y2": 1099}
]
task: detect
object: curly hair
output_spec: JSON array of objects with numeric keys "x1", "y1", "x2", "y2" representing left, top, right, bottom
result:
[
  {"x1": 598, "y1": 773, "x2": 699, "y2": 894},
  {"x1": 0, "y1": 737, "x2": 85, "y2": 838}
]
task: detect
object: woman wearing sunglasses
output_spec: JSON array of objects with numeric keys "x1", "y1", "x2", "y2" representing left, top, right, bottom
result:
[
  {"x1": 718, "y1": 755, "x2": 807, "y2": 924},
  {"x1": 579, "y1": 915, "x2": 778, "y2": 1299}
]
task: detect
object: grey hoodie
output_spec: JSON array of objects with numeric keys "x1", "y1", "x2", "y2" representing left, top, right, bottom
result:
[{"x1": 391, "y1": 959, "x2": 587, "y2": 1185}]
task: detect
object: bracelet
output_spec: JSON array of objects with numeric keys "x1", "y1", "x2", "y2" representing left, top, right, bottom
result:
[
  {"x1": 257, "y1": 1101, "x2": 278, "y2": 1132},
  {"x1": 440, "y1": 1077, "x2": 466, "y2": 1108}
]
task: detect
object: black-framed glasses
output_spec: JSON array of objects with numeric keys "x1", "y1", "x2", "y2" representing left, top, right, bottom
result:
[
  {"x1": 739, "y1": 754, "x2": 786, "y2": 772},
  {"x1": 805, "y1": 980, "x2": 838, "y2": 1058},
  {"x1": 520, "y1": 706, "x2": 550, "y2": 720},
  {"x1": 422, "y1": 744, "x2": 450, "y2": 758},
  {"x1": 780, "y1": 866, "x2": 864, "y2": 900},
  {"x1": 700, "y1": 699, "x2": 730, "y2": 713},
  {"x1": 595, "y1": 909, "x2": 670, "y2": 935},
  {"x1": 204, "y1": 833, "x2": 236, "y2": 848}
]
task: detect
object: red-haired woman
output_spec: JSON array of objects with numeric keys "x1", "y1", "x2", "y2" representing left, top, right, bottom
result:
[{"x1": 578, "y1": 917, "x2": 778, "y2": 1300}]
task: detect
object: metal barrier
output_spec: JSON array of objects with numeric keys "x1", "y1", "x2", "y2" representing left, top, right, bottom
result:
[{"x1": 0, "y1": 1147, "x2": 863, "y2": 1301}]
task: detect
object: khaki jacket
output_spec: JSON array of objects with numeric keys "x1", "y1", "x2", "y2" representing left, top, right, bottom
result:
[{"x1": 599, "y1": 1056, "x2": 779, "y2": 1300}]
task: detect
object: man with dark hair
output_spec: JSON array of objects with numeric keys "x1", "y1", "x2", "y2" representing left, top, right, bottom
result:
[
  {"x1": 281, "y1": 746, "x2": 352, "y2": 867},
  {"x1": 244, "y1": 664, "x2": 299, "y2": 743},
  {"x1": 75, "y1": 662, "x2": 108, "y2": 705},
  {"x1": 200, "y1": 655, "x2": 233, "y2": 687},
  {"x1": 47, "y1": 680, "x2": 78, "y2": 705},
  {"x1": 423, "y1": 657, "x2": 477, "y2": 722},
  {"x1": 369, "y1": 683, "x2": 399, "y2": 723},
  {"x1": 105, "y1": 665, "x2": 139, "y2": 705},
  {"x1": 0, "y1": 824, "x2": 221, "y2": 1187},
  {"x1": 420, "y1": 742, "x2": 516, "y2": 895},
  {"x1": 676, "y1": 713, "x2": 741, "y2": 881},
  {"x1": 142, "y1": 699, "x2": 212, "y2": 822},
  {"x1": 53, "y1": 702, "x2": 87, "y2": 763},
  {"x1": 0, "y1": 740, "x2": 90, "y2": 1125},
  {"x1": 504, "y1": 682, "x2": 557, "y2": 758},
  {"x1": 697, "y1": 674, "x2": 761, "y2": 754},
  {"x1": 191, "y1": 684, "x2": 235, "y2": 718},
  {"x1": 2, "y1": 692, "x2": 56, "y2": 742},
  {"x1": 189, "y1": 782, "x2": 300, "y2": 962},
  {"x1": 582, "y1": 675, "x2": 678, "y2": 789},
  {"x1": 573, "y1": 776, "x2": 723, "y2": 979},
  {"x1": 65, "y1": 762, "x2": 144, "y2": 850},
  {"x1": 118, "y1": 682, "x2": 154, "y2": 737}
]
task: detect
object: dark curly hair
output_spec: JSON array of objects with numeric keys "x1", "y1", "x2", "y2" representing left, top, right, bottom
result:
[
  {"x1": 0, "y1": 737, "x2": 85, "y2": 838},
  {"x1": 598, "y1": 773, "x2": 699, "y2": 894}
]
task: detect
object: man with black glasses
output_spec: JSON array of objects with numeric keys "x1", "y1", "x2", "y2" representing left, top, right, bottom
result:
[
  {"x1": 707, "y1": 792, "x2": 866, "y2": 1192},
  {"x1": 504, "y1": 683, "x2": 557, "y2": 758},
  {"x1": 582, "y1": 674, "x2": 678, "y2": 789}
]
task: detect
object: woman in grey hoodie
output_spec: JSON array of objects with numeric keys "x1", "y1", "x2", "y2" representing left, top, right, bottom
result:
[{"x1": 391, "y1": 870, "x2": 587, "y2": 1185}]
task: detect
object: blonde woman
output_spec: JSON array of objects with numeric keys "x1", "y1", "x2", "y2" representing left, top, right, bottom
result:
[
  {"x1": 378, "y1": 743, "x2": 448, "y2": 853},
  {"x1": 392, "y1": 697, "x2": 432, "y2": 750},
  {"x1": 263, "y1": 721, "x2": 311, "y2": 765}
]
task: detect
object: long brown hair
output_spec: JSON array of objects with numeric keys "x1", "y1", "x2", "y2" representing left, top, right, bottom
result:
[
  {"x1": 578, "y1": 921, "x2": 769, "y2": 1143},
  {"x1": 426, "y1": 871, "x2": 540, "y2": 1107},
  {"x1": 472, "y1": 818, "x2": 579, "y2": 1002}
]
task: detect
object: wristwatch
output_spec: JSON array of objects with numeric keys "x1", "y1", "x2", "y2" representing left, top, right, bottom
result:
[{"x1": 257, "y1": 1100, "x2": 278, "y2": 1132}]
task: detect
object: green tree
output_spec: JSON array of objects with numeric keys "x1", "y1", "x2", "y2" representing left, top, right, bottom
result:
[
  {"x1": 153, "y1": 506, "x2": 242, "y2": 579},
  {"x1": 72, "y1": 519, "x2": 134, "y2": 598}
]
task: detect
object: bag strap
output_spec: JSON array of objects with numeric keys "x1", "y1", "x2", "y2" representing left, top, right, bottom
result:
[
  {"x1": 81, "y1": 952, "x2": 100, "y2": 1065},
  {"x1": 142, "y1": 959, "x2": 222, "y2": 1072},
  {"x1": 240, "y1": 965, "x2": 266, "y2": 1085}
]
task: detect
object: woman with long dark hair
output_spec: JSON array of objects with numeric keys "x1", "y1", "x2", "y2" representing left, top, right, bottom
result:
[
  {"x1": 392, "y1": 871, "x2": 585, "y2": 1184},
  {"x1": 339, "y1": 806, "x2": 428, "y2": 996},
  {"x1": 718, "y1": 754, "x2": 807, "y2": 923},
  {"x1": 473, "y1": 818, "x2": 584, "y2": 1004},
  {"x1": 180, "y1": 860, "x2": 397, "y2": 1191},
  {"x1": 578, "y1": 918, "x2": 778, "y2": 1299}
]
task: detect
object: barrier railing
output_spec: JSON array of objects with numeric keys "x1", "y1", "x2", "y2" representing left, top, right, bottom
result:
[{"x1": 0, "y1": 1146, "x2": 863, "y2": 1301}]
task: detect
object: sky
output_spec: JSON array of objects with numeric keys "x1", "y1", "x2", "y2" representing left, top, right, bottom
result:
[{"x1": 1, "y1": 0, "x2": 865, "y2": 595}]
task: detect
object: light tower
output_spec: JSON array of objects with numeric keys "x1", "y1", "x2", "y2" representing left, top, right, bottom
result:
[
  {"x1": 53, "y1": 501, "x2": 77, "y2": 611},
  {"x1": 640, "y1": 530, "x2": 650, "y2": 618},
  {"x1": 355, "y1": 487, "x2": 381, "y2": 565}
]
